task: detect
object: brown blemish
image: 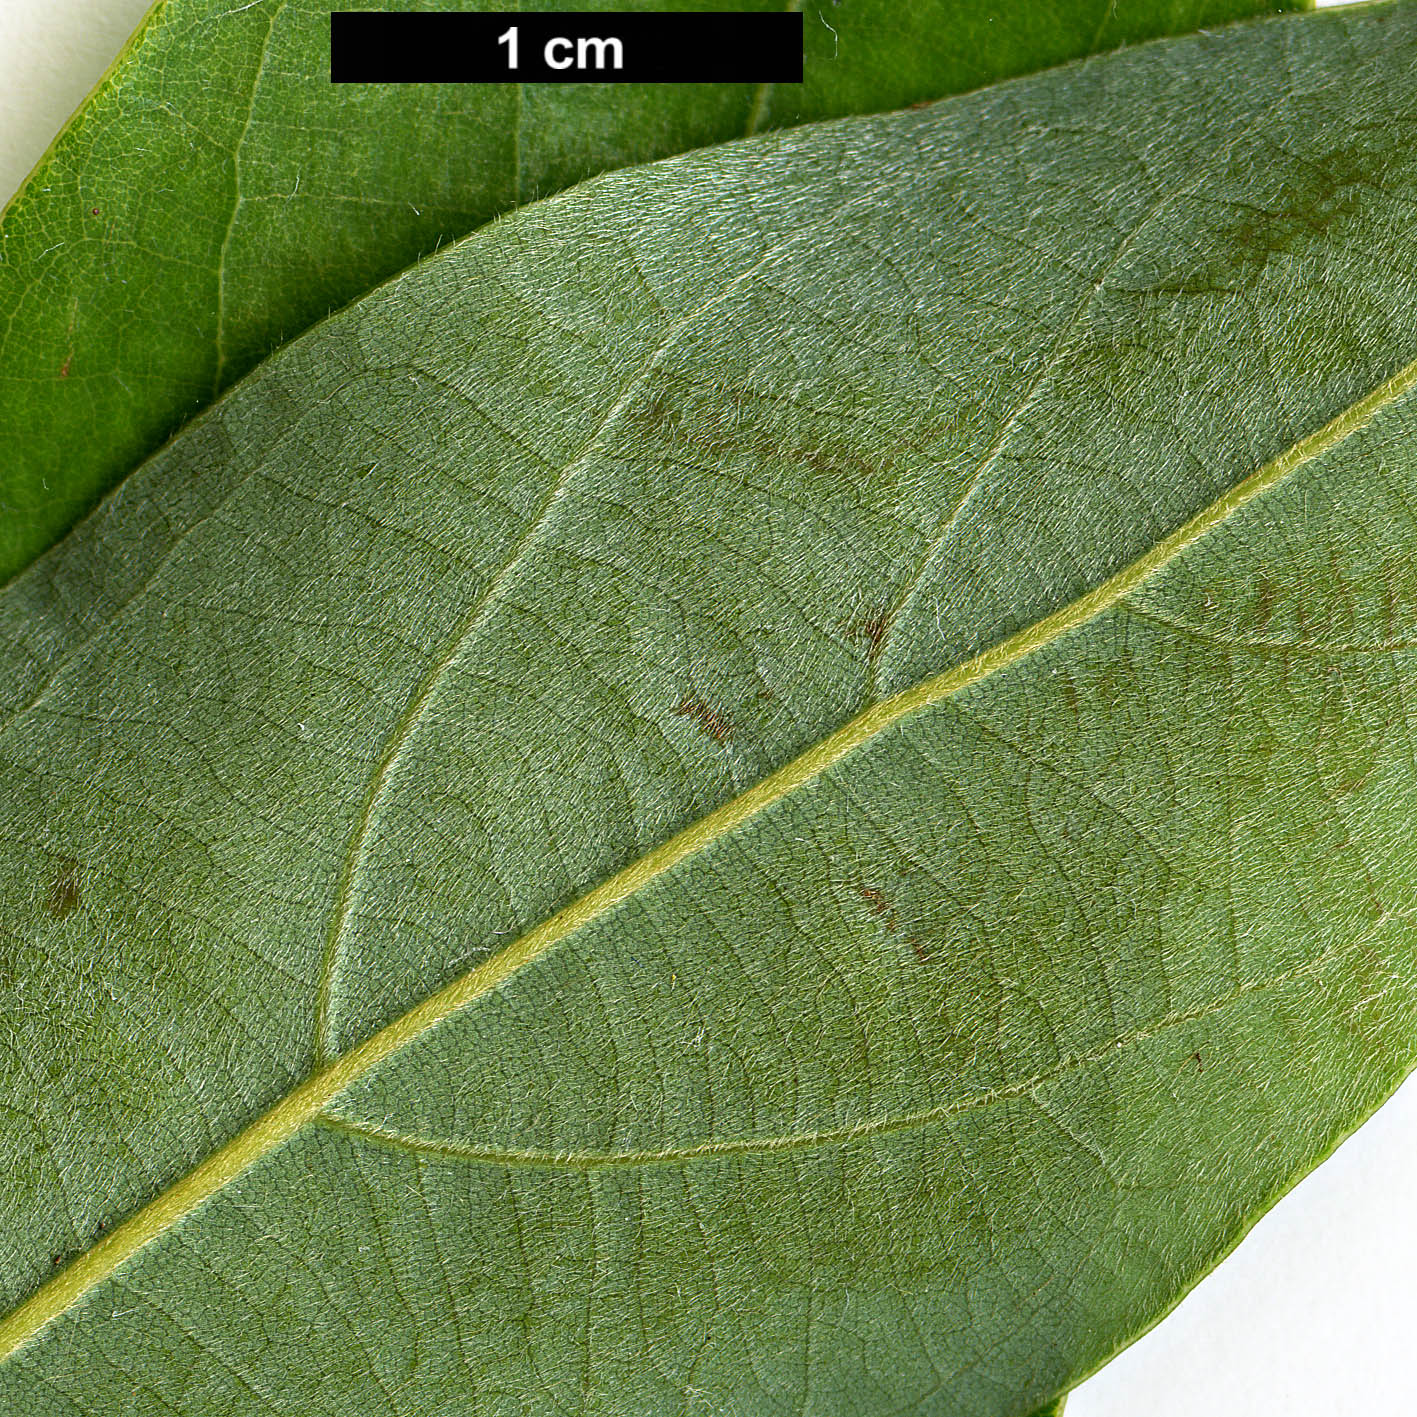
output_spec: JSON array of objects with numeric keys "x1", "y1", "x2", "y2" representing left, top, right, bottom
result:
[
  {"x1": 1252, "y1": 577, "x2": 1277, "y2": 631},
  {"x1": 633, "y1": 390, "x2": 672, "y2": 440},
  {"x1": 851, "y1": 613, "x2": 889, "y2": 655},
  {"x1": 844, "y1": 610, "x2": 891, "y2": 667},
  {"x1": 857, "y1": 884, "x2": 894, "y2": 922},
  {"x1": 1336, "y1": 766, "x2": 1373, "y2": 799},
  {"x1": 675, "y1": 696, "x2": 733, "y2": 744},
  {"x1": 46, "y1": 860, "x2": 81, "y2": 920},
  {"x1": 857, "y1": 884, "x2": 908, "y2": 943},
  {"x1": 629, "y1": 370, "x2": 904, "y2": 490},
  {"x1": 1138, "y1": 135, "x2": 1383, "y2": 296},
  {"x1": 857, "y1": 884, "x2": 935, "y2": 962},
  {"x1": 59, "y1": 298, "x2": 77, "y2": 380}
]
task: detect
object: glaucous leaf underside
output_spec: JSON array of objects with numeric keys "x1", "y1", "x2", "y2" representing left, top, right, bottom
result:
[{"x1": 2, "y1": 4, "x2": 1416, "y2": 1413}]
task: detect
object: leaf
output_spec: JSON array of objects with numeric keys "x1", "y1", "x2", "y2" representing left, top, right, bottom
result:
[
  {"x1": 2, "y1": 2, "x2": 1414, "y2": 1410},
  {"x1": 0, "y1": 0, "x2": 1301, "y2": 585}
]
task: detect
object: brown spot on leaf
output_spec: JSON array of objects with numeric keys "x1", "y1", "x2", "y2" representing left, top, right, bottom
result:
[
  {"x1": 675, "y1": 696, "x2": 733, "y2": 744},
  {"x1": 629, "y1": 370, "x2": 907, "y2": 490},
  {"x1": 850, "y1": 612, "x2": 889, "y2": 655},
  {"x1": 60, "y1": 298, "x2": 77, "y2": 379},
  {"x1": 857, "y1": 884, "x2": 892, "y2": 918},
  {"x1": 636, "y1": 389, "x2": 675, "y2": 436},
  {"x1": 1138, "y1": 134, "x2": 1392, "y2": 296},
  {"x1": 855, "y1": 884, "x2": 934, "y2": 961},
  {"x1": 1253, "y1": 577, "x2": 1277, "y2": 631},
  {"x1": 857, "y1": 885, "x2": 904, "y2": 939},
  {"x1": 46, "y1": 861, "x2": 81, "y2": 920}
]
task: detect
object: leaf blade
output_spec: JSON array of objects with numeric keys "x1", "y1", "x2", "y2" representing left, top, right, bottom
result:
[
  {"x1": 6, "y1": 328, "x2": 1416, "y2": 1377},
  {"x1": 3, "y1": 3, "x2": 1416, "y2": 1409}
]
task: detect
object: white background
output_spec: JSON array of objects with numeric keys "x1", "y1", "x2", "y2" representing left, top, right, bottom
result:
[{"x1": 2, "y1": 2, "x2": 1408, "y2": 1413}]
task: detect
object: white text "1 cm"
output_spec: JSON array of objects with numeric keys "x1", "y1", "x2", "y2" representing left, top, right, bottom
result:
[{"x1": 497, "y1": 26, "x2": 625, "y2": 72}]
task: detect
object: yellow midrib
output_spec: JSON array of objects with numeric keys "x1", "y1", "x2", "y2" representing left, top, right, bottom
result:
[{"x1": 2, "y1": 351, "x2": 1415, "y2": 1365}]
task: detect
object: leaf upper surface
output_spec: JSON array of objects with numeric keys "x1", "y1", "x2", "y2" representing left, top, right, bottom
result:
[
  {"x1": 3, "y1": 5, "x2": 1417, "y2": 1412},
  {"x1": 0, "y1": 0, "x2": 1300, "y2": 583}
]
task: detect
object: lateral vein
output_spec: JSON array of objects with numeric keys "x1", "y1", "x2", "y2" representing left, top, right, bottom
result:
[
  {"x1": 212, "y1": 0, "x2": 286, "y2": 393},
  {"x1": 2, "y1": 349, "x2": 1414, "y2": 1366},
  {"x1": 315, "y1": 926, "x2": 1361, "y2": 1170},
  {"x1": 311, "y1": 205, "x2": 884, "y2": 1059}
]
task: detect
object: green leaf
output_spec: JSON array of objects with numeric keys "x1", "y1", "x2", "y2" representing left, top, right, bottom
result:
[
  {"x1": 0, "y1": 0, "x2": 1301, "y2": 585},
  {"x1": 2, "y1": 2, "x2": 1413, "y2": 1410}
]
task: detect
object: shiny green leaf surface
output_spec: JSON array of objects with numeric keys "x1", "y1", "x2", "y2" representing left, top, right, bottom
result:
[
  {"x1": 0, "y1": 0, "x2": 1299, "y2": 583},
  {"x1": 2, "y1": 3, "x2": 1415, "y2": 1412}
]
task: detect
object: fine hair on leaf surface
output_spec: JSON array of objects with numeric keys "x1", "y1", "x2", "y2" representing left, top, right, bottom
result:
[{"x1": 8, "y1": 2, "x2": 1417, "y2": 1415}]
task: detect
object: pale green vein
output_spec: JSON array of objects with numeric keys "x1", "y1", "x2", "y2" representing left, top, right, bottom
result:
[
  {"x1": 311, "y1": 209, "x2": 891, "y2": 1061},
  {"x1": 744, "y1": 82, "x2": 776, "y2": 139},
  {"x1": 513, "y1": 80, "x2": 524, "y2": 204},
  {"x1": 309, "y1": 469, "x2": 564, "y2": 1065},
  {"x1": 317, "y1": 926, "x2": 1360, "y2": 1169},
  {"x1": 1088, "y1": 0, "x2": 1121, "y2": 53},
  {"x1": 212, "y1": 0, "x2": 286, "y2": 394},
  {"x1": 2, "y1": 349, "x2": 1414, "y2": 1366},
  {"x1": 865, "y1": 88, "x2": 1290, "y2": 698}
]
